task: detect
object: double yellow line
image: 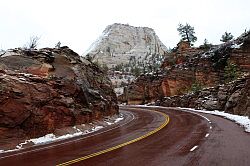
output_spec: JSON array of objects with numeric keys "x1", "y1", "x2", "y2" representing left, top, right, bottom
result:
[{"x1": 57, "y1": 109, "x2": 170, "y2": 166}]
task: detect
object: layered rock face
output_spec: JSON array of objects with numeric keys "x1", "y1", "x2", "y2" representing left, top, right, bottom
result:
[
  {"x1": 159, "y1": 74, "x2": 250, "y2": 117},
  {"x1": 230, "y1": 35, "x2": 250, "y2": 72},
  {"x1": 119, "y1": 74, "x2": 164, "y2": 104},
  {"x1": 84, "y1": 23, "x2": 168, "y2": 69},
  {"x1": 121, "y1": 31, "x2": 250, "y2": 105},
  {"x1": 0, "y1": 47, "x2": 118, "y2": 142}
]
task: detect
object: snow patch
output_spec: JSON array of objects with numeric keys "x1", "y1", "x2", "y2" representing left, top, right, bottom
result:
[
  {"x1": 18, "y1": 73, "x2": 33, "y2": 77},
  {"x1": 16, "y1": 140, "x2": 29, "y2": 149},
  {"x1": 104, "y1": 114, "x2": 124, "y2": 125},
  {"x1": 231, "y1": 43, "x2": 243, "y2": 49},
  {"x1": 29, "y1": 125, "x2": 106, "y2": 145},
  {"x1": 18, "y1": 77, "x2": 26, "y2": 81},
  {"x1": 106, "y1": 122, "x2": 113, "y2": 125},
  {"x1": 115, "y1": 117, "x2": 124, "y2": 123},
  {"x1": 114, "y1": 87, "x2": 124, "y2": 96}
]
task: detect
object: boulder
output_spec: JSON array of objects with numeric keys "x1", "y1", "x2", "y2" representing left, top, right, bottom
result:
[{"x1": 202, "y1": 100, "x2": 219, "y2": 110}]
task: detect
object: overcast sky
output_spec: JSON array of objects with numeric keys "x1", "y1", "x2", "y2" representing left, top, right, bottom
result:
[{"x1": 0, "y1": 0, "x2": 249, "y2": 54}]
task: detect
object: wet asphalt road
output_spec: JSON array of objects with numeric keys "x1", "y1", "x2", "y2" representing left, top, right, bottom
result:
[{"x1": 0, "y1": 106, "x2": 249, "y2": 166}]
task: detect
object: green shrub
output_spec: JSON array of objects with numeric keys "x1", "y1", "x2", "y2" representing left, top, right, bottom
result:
[
  {"x1": 224, "y1": 61, "x2": 239, "y2": 83},
  {"x1": 190, "y1": 81, "x2": 203, "y2": 93}
]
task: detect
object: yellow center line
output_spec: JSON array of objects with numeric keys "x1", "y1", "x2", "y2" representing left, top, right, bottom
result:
[{"x1": 57, "y1": 109, "x2": 170, "y2": 166}]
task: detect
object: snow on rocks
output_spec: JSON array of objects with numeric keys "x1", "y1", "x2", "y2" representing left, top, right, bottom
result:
[
  {"x1": 231, "y1": 43, "x2": 243, "y2": 49},
  {"x1": 114, "y1": 87, "x2": 124, "y2": 95}
]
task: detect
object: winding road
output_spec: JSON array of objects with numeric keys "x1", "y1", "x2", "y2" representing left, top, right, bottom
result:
[{"x1": 0, "y1": 106, "x2": 249, "y2": 166}]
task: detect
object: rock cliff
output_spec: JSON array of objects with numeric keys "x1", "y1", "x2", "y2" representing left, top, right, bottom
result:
[
  {"x1": 159, "y1": 74, "x2": 250, "y2": 117},
  {"x1": 0, "y1": 46, "x2": 118, "y2": 146},
  {"x1": 121, "y1": 31, "x2": 250, "y2": 109}
]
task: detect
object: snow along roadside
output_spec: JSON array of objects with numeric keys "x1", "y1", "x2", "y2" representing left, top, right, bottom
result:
[
  {"x1": 179, "y1": 107, "x2": 250, "y2": 133},
  {"x1": 130, "y1": 105, "x2": 250, "y2": 133},
  {"x1": 0, "y1": 115, "x2": 124, "y2": 154}
]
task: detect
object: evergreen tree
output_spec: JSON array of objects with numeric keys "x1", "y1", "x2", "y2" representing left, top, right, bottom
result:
[
  {"x1": 177, "y1": 23, "x2": 197, "y2": 45},
  {"x1": 202, "y1": 38, "x2": 212, "y2": 49},
  {"x1": 55, "y1": 41, "x2": 61, "y2": 48},
  {"x1": 224, "y1": 61, "x2": 239, "y2": 82},
  {"x1": 220, "y1": 32, "x2": 234, "y2": 42},
  {"x1": 204, "y1": 38, "x2": 209, "y2": 45}
]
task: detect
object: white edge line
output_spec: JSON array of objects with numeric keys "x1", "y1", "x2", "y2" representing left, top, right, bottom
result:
[
  {"x1": 130, "y1": 105, "x2": 213, "y2": 154},
  {"x1": 130, "y1": 105, "x2": 212, "y2": 122},
  {"x1": 182, "y1": 110, "x2": 211, "y2": 122},
  {"x1": 190, "y1": 145, "x2": 198, "y2": 152},
  {"x1": 0, "y1": 110, "x2": 135, "y2": 159}
]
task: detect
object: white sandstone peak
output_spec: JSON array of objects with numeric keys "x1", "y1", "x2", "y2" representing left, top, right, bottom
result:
[{"x1": 84, "y1": 23, "x2": 168, "y2": 68}]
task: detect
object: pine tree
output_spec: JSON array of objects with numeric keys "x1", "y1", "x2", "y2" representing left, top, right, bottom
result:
[
  {"x1": 55, "y1": 41, "x2": 61, "y2": 48},
  {"x1": 177, "y1": 23, "x2": 197, "y2": 45},
  {"x1": 204, "y1": 38, "x2": 209, "y2": 45},
  {"x1": 220, "y1": 32, "x2": 234, "y2": 42},
  {"x1": 203, "y1": 38, "x2": 212, "y2": 49}
]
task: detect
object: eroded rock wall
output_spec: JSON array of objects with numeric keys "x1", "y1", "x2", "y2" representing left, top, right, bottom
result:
[
  {"x1": 159, "y1": 74, "x2": 250, "y2": 117},
  {"x1": 0, "y1": 47, "x2": 118, "y2": 141},
  {"x1": 121, "y1": 31, "x2": 250, "y2": 105}
]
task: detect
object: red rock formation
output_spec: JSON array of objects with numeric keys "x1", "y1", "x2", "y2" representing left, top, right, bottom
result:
[
  {"x1": 0, "y1": 47, "x2": 118, "y2": 146},
  {"x1": 119, "y1": 74, "x2": 164, "y2": 104},
  {"x1": 159, "y1": 74, "x2": 250, "y2": 117},
  {"x1": 229, "y1": 36, "x2": 250, "y2": 72},
  {"x1": 161, "y1": 41, "x2": 205, "y2": 68},
  {"x1": 121, "y1": 31, "x2": 250, "y2": 105}
]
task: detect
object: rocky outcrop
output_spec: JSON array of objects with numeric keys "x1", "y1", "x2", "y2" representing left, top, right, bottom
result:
[
  {"x1": 161, "y1": 41, "x2": 205, "y2": 68},
  {"x1": 230, "y1": 33, "x2": 250, "y2": 72},
  {"x1": 159, "y1": 74, "x2": 250, "y2": 117},
  {"x1": 0, "y1": 47, "x2": 118, "y2": 144},
  {"x1": 121, "y1": 31, "x2": 250, "y2": 105},
  {"x1": 119, "y1": 74, "x2": 164, "y2": 104},
  {"x1": 84, "y1": 23, "x2": 168, "y2": 69}
]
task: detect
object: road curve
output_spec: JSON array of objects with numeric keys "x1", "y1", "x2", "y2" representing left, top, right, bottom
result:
[
  {"x1": 0, "y1": 106, "x2": 249, "y2": 166},
  {"x1": 0, "y1": 106, "x2": 167, "y2": 166}
]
